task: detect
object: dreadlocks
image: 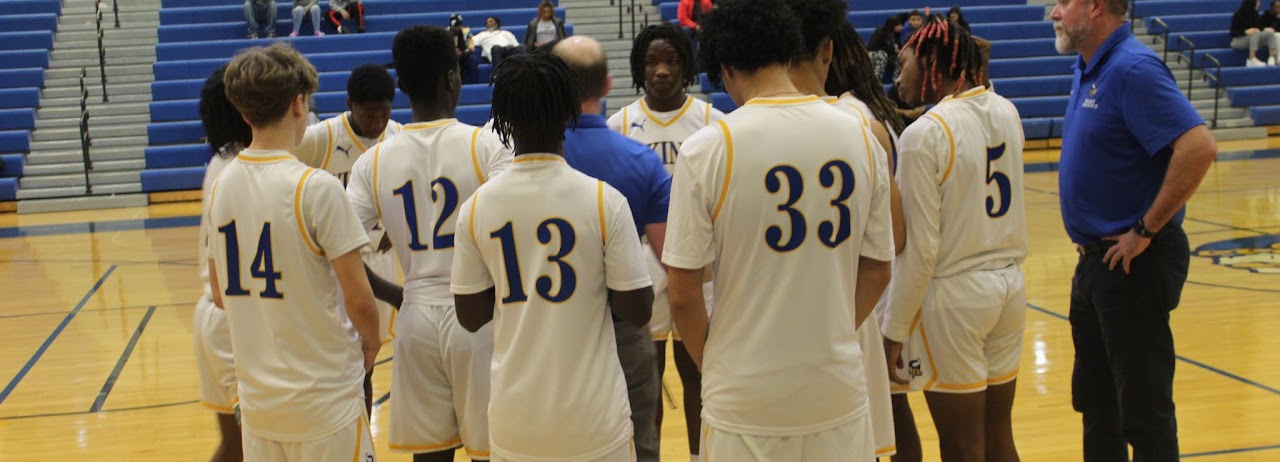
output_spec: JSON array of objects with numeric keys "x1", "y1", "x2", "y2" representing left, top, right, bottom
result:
[
  {"x1": 826, "y1": 21, "x2": 906, "y2": 134},
  {"x1": 489, "y1": 53, "x2": 583, "y2": 153},
  {"x1": 630, "y1": 23, "x2": 698, "y2": 94},
  {"x1": 901, "y1": 13, "x2": 986, "y2": 104},
  {"x1": 199, "y1": 65, "x2": 252, "y2": 157}
]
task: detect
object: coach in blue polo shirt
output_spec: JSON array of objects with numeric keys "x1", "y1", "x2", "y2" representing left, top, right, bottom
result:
[
  {"x1": 547, "y1": 36, "x2": 669, "y2": 462},
  {"x1": 1053, "y1": 1, "x2": 1218, "y2": 461}
]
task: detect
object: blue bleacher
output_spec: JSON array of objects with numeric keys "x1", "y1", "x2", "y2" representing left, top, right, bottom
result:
[
  {"x1": 1250, "y1": 105, "x2": 1280, "y2": 124},
  {"x1": 0, "y1": 109, "x2": 36, "y2": 131},
  {"x1": 0, "y1": 50, "x2": 51, "y2": 70},
  {"x1": 9, "y1": 0, "x2": 60, "y2": 15},
  {"x1": 0, "y1": 89, "x2": 40, "y2": 110},
  {"x1": 157, "y1": 8, "x2": 563, "y2": 43},
  {"x1": 161, "y1": 0, "x2": 557, "y2": 25},
  {"x1": 0, "y1": 31, "x2": 55, "y2": 52},
  {"x1": 0, "y1": 69, "x2": 45, "y2": 90},
  {"x1": 0, "y1": 14, "x2": 59, "y2": 33},
  {"x1": 0, "y1": 154, "x2": 25, "y2": 178},
  {"x1": 0, "y1": 131, "x2": 31, "y2": 154},
  {"x1": 1132, "y1": 0, "x2": 1236, "y2": 18}
]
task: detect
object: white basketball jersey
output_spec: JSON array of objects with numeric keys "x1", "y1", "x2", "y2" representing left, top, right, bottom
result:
[
  {"x1": 204, "y1": 149, "x2": 372, "y2": 441},
  {"x1": 881, "y1": 86, "x2": 1028, "y2": 341},
  {"x1": 200, "y1": 153, "x2": 234, "y2": 301},
  {"x1": 295, "y1": 112, "x2": 402, "y2": 186},
  {"x1": 346, "y1": 119, "x2": 512, "y2": 305},
  {"x1": 662, "y1": 96, "x2": 895, "y2": 435},
  {"x1": 451, "y1": 155, "x2": 651, "y2": 460},
  {"x1": 607, "y1": 95, "x2": 724, "y2": 172}
]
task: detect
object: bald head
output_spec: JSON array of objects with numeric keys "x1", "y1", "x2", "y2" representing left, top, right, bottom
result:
[{"x1": 551, "y1": 36, "x2": 610, "y2": 101}]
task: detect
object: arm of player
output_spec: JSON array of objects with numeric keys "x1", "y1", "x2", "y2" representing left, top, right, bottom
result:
[
  {"x1": 881, "y1": 123, "x2": 944, "y2": 347},
  {"x1": 334, "y1": 250, "x2": 381, "y2": 372},
  {"x1": 293, "y1": 122, "x2": 328, "y2": 169},
  {"x1": 346, "y1": 149, "x2": 381, "y2": 231},
  {"x1": 452, "y1": 195, "x2": 498, "y2": 332},
  {"x1": 661, "y1": 128, "x2": 719, "y2": 369},
  {"x1": 668, "y1": 266, "x2": 707, "y2": 366},
  {"x1": 855, "y1": 256, "x2": 891, "y2": 328},
  {"x1": 645, "y1": 223, "x2": 667, "y2": 262},
  {"x1": 306, "y1": 172, "x2": 378, "y2": 370},
  {"x1": 869, "y1": 118, "x2": 907, "y2": 254},
  {"x1": 603, "y1": 188, "x2": 654, "y2": 327},
  {"x1": 208, "y1": 259, "x2": 224, "y2": 310},
  {"x1": 365, "y1": 264, "x2": 403, "y2": 310}
]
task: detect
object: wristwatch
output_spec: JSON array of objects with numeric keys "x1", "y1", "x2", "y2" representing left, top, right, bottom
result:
[{"x1": 1133, "y1": 217, "x2": 1156, "y2": 238}]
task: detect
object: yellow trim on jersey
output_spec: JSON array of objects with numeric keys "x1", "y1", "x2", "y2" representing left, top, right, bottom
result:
[
  {"x1": 703, "y1": 426, "x2": 712, "y2": 461},
  {"x1": 512, "y1": 154, "x2": 565, "y2": 164},
  {"x1": 388, "y1": 438, "x2": 462, "y2": 452},
  {"x1": 235, "y1": 154, "x2": 294, "y2": 163},
  {"x1": 468, "y1": 191, "x2": 479, "y2": 244},
  {"x1": 919, "y1": 315, "x2": 941, "y2": 390},
  {"x1": 321, "y1": 121, "x2": 335, "y2": 170},
  {"x1": 295, "y1": 168, "x2": 325, "y2": 256},
  {"x1": 383, "y1": 308, "x2": 398, "y2": 343},
  {"x1": 200, "y1": 401, "x2": 235, "y2": 414},
  {"x1": 402, "y1": 118, "x2": 458, "y2": 131},
  {"x1": 711, "y1": 120, "x2": 733, "y2": 223},
  {"x1": 597, "y1": 180, "x2": 607, "y2": 244},
  {"x1": 465, "y1": 448, "x2": 491, "y2": 458},
  {"x1": 704, "y1": 102, "x2": 712, "y2": 125},
  {"x1": 987, "y1": 368, "x2": 1020, "y2": 385},
  {"x1": 876, "y1": 445, "x2": 897, "y2": 456},
  {"x1": 939, "y1": 85, "x2": 988, "y2": 104},
  {"x1": 858, "y1": 123, "x2": 877, "y2": 186},
  {"x1": 340, "y1": 113, "x2": 372, "y2": 154},
  {"x1": 742, "y1": 95, "x2": 821, "y2": 106},
  {"x1": 933, "y1": 380, "x2": 990, "y2": 392},
  {"x1": 470, "y1": 127, "x2": 486, "y2": 184},
  {"x1": 925, "y1": 113, "x2": 956, "y2": 185},
  {"x1": 371, "y1": 144, "x2": 384, "y2": 220},
  {"x1": 351, "y1": 414, "x2": 366, "y2": 462},
  {"x1": 621, "y1": 107, "x2": 629, "y2": 137},
  {"x1": 640, "y1": 95, "x2": 694, "y2": 127}
]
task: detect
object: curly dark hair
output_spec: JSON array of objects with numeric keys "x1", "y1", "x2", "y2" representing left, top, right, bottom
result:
[
  {"x1": 346, "y1": 63, "x2": 395, "y2": 104},
  {"x1": 902, "y1": 14, "x2": 985, "y2": 103},
  {"x1": 698, "y1": 0, "x2": 803, "y2": 87},
  {"x1": 199, "y1": 65, "x2": 252, "y2": 155},
  {"x1": 392, "y1": 25, "x2": 457, "y2": 103},
  {"x1": 629, "y1": 23, "x2": 698, "y2": 94},
  {"x1": 786, "y1": 0, "x2": 848, "y2": 61},
  {"x1": 489, "y1": 53, "x2": 583, "y2": 152}
]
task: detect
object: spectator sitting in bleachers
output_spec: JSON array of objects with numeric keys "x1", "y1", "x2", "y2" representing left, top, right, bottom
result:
[
  {"x1": 291, "y1": 0, "x2": 324, "y2": 37},
  {"x1": 244, "y1": 0, "x2": 277, "y2": 39},
  {"x1": 327, "y1": 0, "x2": 364, "y2": 34},
  {"x1": 1232, "y1": 0, "x2": 1278, "y2": 67},
  {"x1": 1262, "y1": 0, "x2": 1280, "y2": 37},
  {"x1": 948, "y1": 6, "x2": 970, "y2": 32},
  {"x1": 869, "y1": 16, "x2": 903, "y2": 83},
  {"x1": 526, "y1": 0, "x2": 567, "y2": 50},
  {"x1": 900, "y1": 9, "x2": 923, "y2": 43},
  {"x1": 677, "y1": 0, "x2": 714, "y2": 51},
  {"x1": 473, "y1": 16, "x2": 525, "y2": 69},
  {"x1": 452, "y1": 15, "x2": 481, "y2": 84}
]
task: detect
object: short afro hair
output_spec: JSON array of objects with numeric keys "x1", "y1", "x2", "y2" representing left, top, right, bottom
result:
[
  {"x1": 629, "y1": 23, "x2": 698, "y2": 94},
  {"x1": 347, "y1": 63, "x2": 395, "y2": 104},
  {"x1": 698, "y1": 0, "x2": 803, "y2": 87},
  {"x1": 392, "y1": 25, "x2": 457, "y2": 103},
  {"x1": 787, "y1": 0, "x2": 849, "y2": 61},
  {"x1": 198, "y1": 65, "x2": 252, "y2": 155}
]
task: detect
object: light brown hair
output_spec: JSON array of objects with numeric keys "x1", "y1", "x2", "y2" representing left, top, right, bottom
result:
[{"x1": 223, "y1": 43, "x2": 319, "y2": 127}]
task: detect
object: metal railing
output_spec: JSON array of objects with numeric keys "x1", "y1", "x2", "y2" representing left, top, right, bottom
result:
[
  {"x1": 95, "y1": 2, "x2": 109, "y2": 102},
  {"x1": 1178, "y1": 35, "x2": 1195, "y2": 100},
  {"x1": 1151, "y1": 18, "x2": 1170, "y2": 62},
  {"x1": 611, "y1": 0, "x2": 649, "y2": 40},
  {"x1": 1203, "y1": 54, "x2": 1223, "y2": 128},
  {"x1": 113, "y1": 0, "x2": 121, "y2": 29},
  {"x1": 611, "y1": 0, "x2": 623, "y2": 39},
  {"x1": 78, "y1": 69, "x2": 94, "y2": 195}
]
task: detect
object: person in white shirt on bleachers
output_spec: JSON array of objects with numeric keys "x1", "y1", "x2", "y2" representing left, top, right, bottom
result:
[{"x1": 472, "y1": 16, "x2": 525, "y2": 69}]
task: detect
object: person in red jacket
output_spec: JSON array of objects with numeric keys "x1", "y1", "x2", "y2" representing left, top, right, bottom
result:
[{"x1": 678, "y1": 0, "x2": 713, "y2": 52}]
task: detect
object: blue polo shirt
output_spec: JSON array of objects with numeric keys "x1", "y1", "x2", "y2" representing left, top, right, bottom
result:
[
  {"x1": 1059, "y1": 23, "x2": 1203, "y2": 244},
  {"x1": 563, "y1": 114, "x2": 671, "y2": 238}
]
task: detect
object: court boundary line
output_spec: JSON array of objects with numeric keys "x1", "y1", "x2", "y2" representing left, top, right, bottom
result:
[
  {"x1": 0, "y1": 302, "x2": 189, "y2": 320},
  {"x1": 1026, "y1": 303, "x2": 1280, "y2": 397},
  {"x1": 1182, "y1": 443, "x2": 1280, "y2": 458},
  {"x1": 0, "y1": 400, "x2": 198, "y2": 421},
  {"x1": 90, "y1": 306, "x2": 157, "y2": 412},
  {"x1": 0, "y1": 265, "x2": 117, "y2": 407}
]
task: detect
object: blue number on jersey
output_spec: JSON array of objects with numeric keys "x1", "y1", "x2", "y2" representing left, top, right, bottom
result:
[
  {"x1": 217, "y1": 220, "x2": 284, "y2": 299},
  {"x1": 764, "y1": 165, "x2": 806, "y2": 252},
  {"x1": 985, "y1": 143, "x2": 1012, "y2": 218},
  {"x1": 492, "y1": 219, "x2": 580, "y2": 303},
  {"x1": 394, "y1": 178, "x2": 461, "y2": 251},
  {"x1": 764, "y1": 160, "x2": 857, "y2": 251}
]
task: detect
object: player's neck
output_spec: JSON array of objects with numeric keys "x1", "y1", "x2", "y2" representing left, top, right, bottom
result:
[
  {"x1": 410, "y1": 101, "x2": 454, "y2": 124},
  {"x1": 786, "y1": 62, "x2": 828, "y2": 98},
  {"x1": 513, "y1": 140, "x2": 562, "y2": 157},
  {"x1": 345, "y1": 111, "x2": 375, "y2": 138},
  {"x1": 644, "y1": 92, "x2": 686, "y2": 112},
  {"x1": 734, "y1": 65, "x2": 804, "y2": 103},
  {"x1": 247, "y1": 125, "x2": 299, "y2": 153},
  {"x1": 935, "y1": 78, "x2": 976, "y2": 103},
  {"x1": 579, "y1": 99, "x2": 604, "y2": 116}
]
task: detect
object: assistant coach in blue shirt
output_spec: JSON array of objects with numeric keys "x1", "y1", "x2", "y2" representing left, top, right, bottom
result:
[
  {"x1": 547, "y1": 36, "x2": 670, "y2": 462},
  {"x1": 1052, "y1": 1, "x2": 1218, "y2": 461}
]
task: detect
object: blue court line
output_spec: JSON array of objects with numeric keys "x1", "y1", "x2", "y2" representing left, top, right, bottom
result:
[
  {"x1": 1185, "y1": 280, "x2": 1280, "y2": 294},
  {"x1": 1182, "y1": 443, "x2": 1280, "y2": 458},
  {"x1": 1026, "y1": 303, "x2": 1280, "y2": 397},
  {"x1": 0, "y1": 215, "x2": 200, "y2": 239},
  {"x1": 0, "y1": 400, "x2": 198, "y2": 421},
  {"x1": 374, "y1": 392, "x2": 391, "y2": 408},
  {"x1": 0, "y1": 302, "x2": 187, "y2": 320},
  {"x1": 90, "y1": 306, "x2": 157, "y2": 412},
  {"x1": 0, "y1": 265, "x2": 117, "y2": 408}
]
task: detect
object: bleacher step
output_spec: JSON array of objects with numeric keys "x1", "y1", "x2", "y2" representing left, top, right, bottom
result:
[
  {"x1": 25, "y1": 146, "x2": 145, "y2": 166},
  {"x1": 41, "y1": 93, "x2": 152, "y2": 108},
  {"x1": 1210, "y1": 125, "x2": 1267, "y2": 141},
  {"x1": 57, "y1": 29, "x2": 156, "y2": 42},
  {"x1": 30, "y1": 135, "x2": 148, "y2": 152},
  {"x1": 573, "y1": 22, "x2": 643, "y2": 38},
  {"x1": 567, "y1": 7, "x2": 660, "y2": 22},
  {"x1": 48, "y1": 55, "x2": 159, "y2": 69},
  {"x1": 60, "y1": 12, "x2": 158, "y2": 25},
  {"x1": 57, "y1": 21, "x2": 160, "y2": 33},
  {"x1": 45, "y1": 73, "x2": 154, "y2": 88},
  {"x1": 56, "y1": 37, "x2": 159, "y2": 49},
  {"x1": 39, "y1": 102, "x2": 150, "y2": 120},
  {"x1": 32, "y1": 124, "x2": 148, "y2": 143},
  {"x1": 36, "y1": 113, "x2": 150, "y2": 129},
  {"x1": 43, "y1": 83, "x2": 152, "y2": 100},
  {"x1": 17, "y1": 183, "x2": 143, "y2": 201},
  {"x1": 53, "y1": 46, "x2": 156, "y2": 60},
  {"x1": 16, "y1": 193, "x2": 149, "y2": 214},
  {"x1": 48, "y1": 64, "x2": 155, "y2": 80},
  {"x1": 19, "y1": 170, "x2": 141, "y2": 190}
]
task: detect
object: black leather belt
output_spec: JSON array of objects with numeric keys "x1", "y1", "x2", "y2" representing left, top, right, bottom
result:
[{"x1": 1076, "y1": 241, "x2": 1116, "y2": 256}]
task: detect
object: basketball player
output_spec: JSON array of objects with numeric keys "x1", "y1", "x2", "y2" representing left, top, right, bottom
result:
[
  {"x1": 345, "y1": 25, "x2": 512, "y2": 462},
  {"x1": 293, "y1": 63, "x2": 403, "y2": 414},
  {"x1": 606, "y1": 22, "x2": 720, "y2": 461},
  {"x1": 782, "y1": 1, "x2": 902, "y2": 460},
  {"x1": 195, "y1": 64, "x2": 252, "y2": 462},
  {"x1": 825, "y1": 17, "x2": 925, "y2": 462},
  {"x1": 451, "y1": 52, "x2": 654, "y2": 462},
  {"x1": 207, "y1": 42, "x2": 380, "y2": 462},
  {"x1": 883, "y1": 15, "x2": 1028, "y2": 462},
  {"x1": 662, "y1": 0, "x2": 894, "y2": 459}
]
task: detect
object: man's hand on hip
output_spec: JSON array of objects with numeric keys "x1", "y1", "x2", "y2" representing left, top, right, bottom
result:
[{"x1": 1103, "y1": 230, "x2": 1152, "y2": 274}]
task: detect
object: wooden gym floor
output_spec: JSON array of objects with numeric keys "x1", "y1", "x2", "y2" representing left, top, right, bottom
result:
[{"x1": 1, "y1": 146, "x2": 1278, "y2": 461}]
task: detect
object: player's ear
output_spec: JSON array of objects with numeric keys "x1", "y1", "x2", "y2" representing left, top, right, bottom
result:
[
  {"x1": 292, "y1": 94, "x2": 306, "y2": 117},
  {"x1": 346, "y1": 97, "x2": 354, "y2": 113},
  {"x1": 604, "y1": 75, "x2": 613, "y2": 96},
  {"x1": 818, "y1": 39, "x2": 835, "y2": 68}
]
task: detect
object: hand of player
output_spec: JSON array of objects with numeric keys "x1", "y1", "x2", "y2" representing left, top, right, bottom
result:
[
  {"x1": 883, "y1": 338, "x2": 909, "y2": 385},
  {"x1": 377, "y1": 233, "x2": 393, "y2": 253},
  {"x1": 1102, "y1": 230, "x2": 1151, "y2": 275},
  {"x1": 361, "y1": 339, "x2": 381, "y2": 373},
  {"x1": 340, "y1": 10, "x2": 351, "y2": 19}
]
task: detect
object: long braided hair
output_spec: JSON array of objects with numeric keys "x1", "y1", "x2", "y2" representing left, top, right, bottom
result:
[
  {"x1": 825, "y1": 21, "x2": 906, "y2": 134},
  {"x1": 901, "y1": 14, "x2": 985, "y2": 104}
]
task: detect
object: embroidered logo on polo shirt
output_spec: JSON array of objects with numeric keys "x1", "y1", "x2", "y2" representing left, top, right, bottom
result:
[
  {"x1": 1192, "y1": 235, "x2": 1280, "y2": 274},
  {"x1": 1081, "y1": 84, "x2": 1100, "y2": 109}
]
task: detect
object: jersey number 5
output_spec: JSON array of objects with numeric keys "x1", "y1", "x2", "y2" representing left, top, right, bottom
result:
[
  {"x1": 217, "y1": 221, "x2": 284, "y2": 299},
  {"x1": 764, "y1": 160, "x2": 857, "y2": 252},
  {"x1": 986, "y1": 144, "x2": 1012, "y2": 218},
  {"x1": 491, "y1": 219, "x2": 578, "y2": 303}
]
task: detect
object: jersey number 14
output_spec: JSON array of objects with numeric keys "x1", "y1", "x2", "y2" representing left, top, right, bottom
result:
[{"x1": 217, "y1": 221, "x2": 284, "y2": 299}]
